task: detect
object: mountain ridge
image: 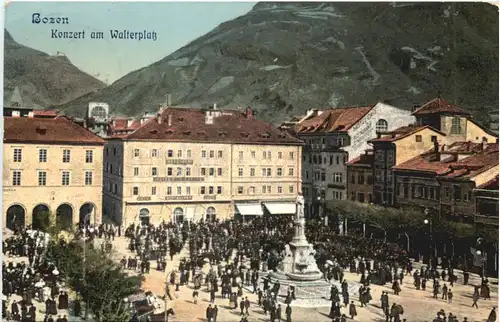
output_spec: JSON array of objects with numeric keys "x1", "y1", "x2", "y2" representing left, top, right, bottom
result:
[{"x1": 52, "y1": 3, "x2": 500, "y2": 125}]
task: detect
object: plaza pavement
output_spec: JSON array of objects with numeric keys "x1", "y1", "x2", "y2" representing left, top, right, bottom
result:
[{"x1": 3, "y1": 234, "x2": 497, "y2": 322}]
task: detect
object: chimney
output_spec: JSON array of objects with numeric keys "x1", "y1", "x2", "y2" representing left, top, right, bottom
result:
[
  {"x1": 28, "y1": 111, "x2": 34, "y2": 118},
  {"x1": 12, "y1": 110, "x2": 20, "y2": 117},
  {"x1": 481, "y1": 137, "x2": 488, "y2": 150},
  {"x1": 166, "y1": 94, "x2": 172, "y2": 106},
  {"x1": 167, "y1": 114, "x2": 172, "y2": 126},
  {"x1": 433, "y1": 138, "x2": 439, "y2": 152},
  {"x1": 127, "y1": 119, "x2": 134, "y2": 127},
  {"x1": 213, "y1": 103, "x2": 217, "y2": 110},
  {"x1": 157, "y1": 114, "x2": 162, "y2": 125},
  {"x1": 144, "y1": 111, "x2": 149, "y2": 116},
  {"x1": 246, "y1": 107, "x2": 253, "y2": 118}
]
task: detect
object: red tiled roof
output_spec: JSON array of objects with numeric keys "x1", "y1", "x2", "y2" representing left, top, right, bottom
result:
[
  {"x1": 112, "y1": 107, "x2": 302, "y2": 145},
  {"x1": 477, "y1": 176, "x2": 499, "y2": 189},
  {"x1": 393, "y1": 143, "x2": 499, "y2": 180},
  {"x1": 412, "y1": 98, "x2": 471, "y2": 116},
  {"x1": 33, "y1": 110, "x2": 58, "y2": 117},
  {"x1": 109, "y1": 118, "x2": 142, "y2": 132},
  {"x1": 346, "y1": 150, "x2": 373, "y2": 166},
  {"x1": 297, "y1": 106, "x2": 373, "y2": 133},
  {"x1": 368, "y1": 125, "x2": 444, "y2": 143},
  {"x1": 4, "y1": 116, "x2": 105, "y2": 145}
]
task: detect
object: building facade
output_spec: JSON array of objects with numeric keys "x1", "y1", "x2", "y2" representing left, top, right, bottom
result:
[
  {"x1": 370, "y1": 97, "x2": 498, "y2": 206},
  {"x1": 3, "y1": 114, "x2": 105, "y2": 231},
  {"x1": 103, "y1": 106, "x2": 303, "y2": 226},
  {"x1": 293, "y1": 102, "x2": 414, "y2": 216},
  {"x1": 474, "y1": 176, "x2": 499, "y2": 227},
  {"x1": 393, "y1": 141, "x2": 499, "y2": 223},
  {"x1": 346, "y1": 149, "x2": 374, "y2": 204}
]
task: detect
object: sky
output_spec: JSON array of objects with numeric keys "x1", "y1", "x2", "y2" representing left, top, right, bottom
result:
[{"x1": 5, "y1": 1, "x2": 257, "y2": 84}]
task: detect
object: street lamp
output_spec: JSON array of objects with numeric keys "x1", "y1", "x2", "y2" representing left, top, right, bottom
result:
[{"x1": 423, "y1": 209, "x2": 434, "y2": 268}]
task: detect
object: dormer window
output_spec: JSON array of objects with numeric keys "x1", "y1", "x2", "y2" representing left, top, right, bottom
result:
[
  {"x1": 376, "y1": 119, "x2": 388, "y2": 133},
  {"x1": 183, "y1": 130, "x2": 191, "y2": 135},
  {"x1": 196, "y1": 131, "x2": 207, "y2": 136},
  {"x1": 450, "y1": 117, "x2": 463, "y2": 135},
  {"x1": 177, "y1": 117, "x2": 184, "y2": 122},
  {"x1": 240, "y1": 132, "x2": 250, "y2": 138},
  {"x1": 218, "y1": 131, "x2": 227, "y2": 137},
  {"x1": 165, "y1": 130, "x2": 173, "y2": 135},
  {"x1": 36, "y1": 126, "x2": 47, "y2": 135},
  {"x1": 261, "y1": 132, "x2": 271, "y2": 139},
  {"x1": 149, "y1": 129, "x2": 158, "y2": 134}
]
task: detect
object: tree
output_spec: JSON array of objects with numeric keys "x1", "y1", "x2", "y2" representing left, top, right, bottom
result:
[{"x1": 46, "y1": 234, "x2": 143, "y2": 321}]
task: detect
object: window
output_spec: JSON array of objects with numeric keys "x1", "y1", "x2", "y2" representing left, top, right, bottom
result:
[
  {"x1": 39, "y1": 149, "x2": 47, "y2": 162},
  {"x1": 368, "y1": 194, "x2": 373, "y2": 203},
  {"x1": 415, "y1": 135, "x2": 422, "y2": 142},
  {"x1": 289, "y1": 185, "x2": 294, "y2": 193},
  {"x1": 358, "y1": 174, "x2": 365, "y2": 184},
  {"x1": 134, "y1": 167, "x2": 139, "y2": 176},
  {"x1": 251, "y1": 151, "x2": 256, "y2": 158},
  {"x1": 357, "y1": 192, "x2": 365, "y2": 203},
  {"x1": 262, "y1": 185, "x2": 267, "y2": 194},
  {"x1": 278, "y1": 152, "x2": 282, "y2": 159},
  {"x1": 288, "y1": 168, "x2": 294, "y2": 176},
  {"x1": 217, "y1": 186, "x2": 222, "y2": 194},
  {"x1": 218, "y1": 150, "x2": 223, "y2": 158},
  {"x1": 85, "y1": 171, "x2": 93, "y2": 185},
  {"x1": 450, "y1": 117, "x2": 462, "y2": 134},
  {"x1": 249, "y1": 186, "x2": 255, "y2": 194},
  {"x1": 209, "y1": 168, "x2": 214, "y2": 176},
  {"x1": 218, "y1": 168, "x2": 222, "y2": 176},
  {"x1": 209, "y1": 150, "x2": 214, "y2": 158},
  {"x1": 289, "y1": 152, "x2": 294, "y2": 160},
  {"x1": 85, "y1": 150, "x2": 93, "y2": 163},
  {"x1": 62, "y1": 171, "x2": 70, "y2": 186},
  {"x1": 187, "y1": 150, "x2": 191, "y2": 158},
  {"x1": 167, "y1": 187, "x2": 172, "y2": 195},
  {"x1": 167, "y1": 167, "x2": 173, "y2": 176},
  {"x1": 267, "y1": 185, "x2": 272, "y2": 193},
  {"x1": 453, "y1": 186, "x2": 461, "y2": 201},
  {"x1": 201, "y1": 168, "x2": 206, "y2": 176},
  {"x1": 186, "y1": 186, "x2": 191, "y2": 195},
  {"x1": 12, "y1": 171, "x2": 21, "y2": 186},
  {"x1": 367, "y1": 175, "x2": 373, "y2": 184},
  {"x1": 38, "y1": 171, "x2": 46, "y2": 186},
  {"x1": 200, "y1": 187, "x2": 206, "y2": 194},
  {"x1": 13, "y1": 148, "x2": 22, "y2": 162},
  {"x1": 113, "y1": 147, "x2": 117, "y2": 156},
  {"x1": 336, "y1": 156, "x2": 340, "y2": 164},
  {"x1": 152, "y1": 167, "x2": 158, "y2": 176},
  {"x1": 267, "y1": 168, "x2": 271, "y2": 176},
  {"x1": 186, "y1": 168, "x2": 191, "y2": 176},
  {"x1": 152, "y1": 149, "x2": 158, "y2": 157},
  {"x1": 177, "y1": 186, "x2": 182, "y2": 195},
  {"x1": 237, "y1": 186, "x2": 244, "y2": 194},
  {"x1": 376, "y1": 119, "x2": 388, "y2": 133},
  {"x1": 177, "y1": 150, "x2": 182, "y2": 158},
  {"x1": 239, "y1": 151, "x2": 244, "y2": 160},
  {"x1": 333, "y1": 173, "x2": 343, "y2": 183},
  {"x1": 152, "y1": 187, "x2": 157, "y2": 195},
  {"x1": 63, "y1": 149, "x2": 71, "y2": 163},
  {"x1": 238, "y1": 168, "x2": 244, "y2": 176},
  {"x1": 305, "y1": 171, "x2": 309, "y2": 179},
  {"x1": 334, "y1": 191, "x2": 343, "y2": 200},
  {"x1": 167, "y1": 150, "x2": 173, "y2": 157},
  {"x1": 209, "y1": 186, "x2": 214, "y2": 194},
  {"x1": 351, "y1": 174, "x2": 356, "y2": 184},
  {"x1": 262, "y1": 168, "x2": 267, "y2": 177},
  {"x1": 267, "y1": 151, "x2": 271, "y2": 159},
  {"x1": 321, "y1": 172, "x2": 326, "y2": 182},
  {"x1": 263, "y1": 151, "x2": 267, "y2": 159},
  {"x1": 133, "y1": 187, "x2": 139, "y2": 195},
  {"x1": 250, "y1": 168, "x2": 255, "y2": 176},
  {"x1": 134, "y1": 149, "x2": 140, "y2": 157},
  {"x1": 177, "y1": 167, "x2": 183, "y2": 176},
  {"x1": 431, "y1": 136, "x2": 437, "y2": 143},
  {"x1": 330, "y1": 156, "x2": 333, "y2": 165},
  {"x1": 278, "y1": 186, "x2": 283, "y2": 193},
  {"x1": 277, "y1": 168, "x2": 283, "y2": 176}
]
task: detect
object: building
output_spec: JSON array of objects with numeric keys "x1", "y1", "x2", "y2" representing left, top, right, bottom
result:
[
  {"x1": 3, "y1": 113, "x2": 105, "y2": 231},
  {"x1": 103, "y1": 106, "x2": 303, "y2": 226},
  {"x1": 370, "y1": 97, "x2": 498, "y2": 206},
  {"x1": 346, "y1": 149, "x2": 374, "y2": 203},
  {"x1": 294, "y1": 102, "x2": 415, "y2": 216},
  {"x1": 474, "y1": 175, "x2": 499, "y2": 227},
  {"x1": 392, "y1": 140, "x2": 499, "y2": 223}
]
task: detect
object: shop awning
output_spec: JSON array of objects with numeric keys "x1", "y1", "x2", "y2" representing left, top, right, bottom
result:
[
  {"x1": 263, "y1": 202, "x2": 296, "y2": 215},
  {"x1": 235, "y1": 203, "x2": 263, "y2": 216}
]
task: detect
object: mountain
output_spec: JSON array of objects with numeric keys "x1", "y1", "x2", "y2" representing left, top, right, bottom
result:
[
  {"x1": 4, "y1": 29, "x2": 106, "y2": 108},
  {"x1": 60, "y1": 2, "x2": 498, "y2": 124}
]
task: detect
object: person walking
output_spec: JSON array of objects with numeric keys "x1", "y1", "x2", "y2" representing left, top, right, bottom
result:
[
  {"x1": 487, "y1": 307, "x2": 496, "y2": 322},
  {"x1": 285, "y1": 304, "x2": 292, "y2": 322},
  {"x1": 472, "y1": 290, "x2": 479, "y2": 309},
  {"x1": 349, "y1": 301, "x2": 357, "y2": 320},
  {"x1": 447, "y1": 289, "x2": 453, "y2": 304}
]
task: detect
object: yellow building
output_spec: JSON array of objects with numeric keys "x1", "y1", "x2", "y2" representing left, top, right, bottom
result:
[
  {"x1": 103, "y1": 106, "x2": 303, "y2": 226},
  {"x1": 3, "y1": 114, "x2": 105, "y2": 231},
  {"x1": 369, "y1": 97, "x2": 498, "y2": 205}
]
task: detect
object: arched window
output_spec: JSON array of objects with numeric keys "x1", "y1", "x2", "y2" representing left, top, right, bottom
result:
[
  {"x1": 450, "y1": 117, "x2": 462, "y2": 134},
  {"x1": 376, "y1": 119, "x2": 388, "y2": 133},
  {"x1": 139, "y1": 208, "x2": 150, "y2": 225},
  {"x1": 206, "y1": 207, "x2": 216, "y2": 222},
  {"x1": 173, "y1": 207, "x2": 184, "y2": 224}
]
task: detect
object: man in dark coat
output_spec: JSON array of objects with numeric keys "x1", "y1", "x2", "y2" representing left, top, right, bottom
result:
[
  {"x1": 206, "y1": 304, "x2": 213, "y2": 322},
  {"x1": 285, "y1": 304, "x2": 292, "y2": 322},
  {"x1": 349, "y1": 301, "x2": 357, "y2": 319},
  {"x1": 11, "y1": 300, "x2": 19, "y2": 317},
  {"x1": 212, "y1": 305, "x2": 218, "y2": 322},
  {"x1": 73, "y1": 299, "x2": 81, "y2": 317}
]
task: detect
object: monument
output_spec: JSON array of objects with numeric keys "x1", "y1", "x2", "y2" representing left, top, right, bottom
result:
[{"x1": 275, "y1": 195, "x2": 323, "y2": 281}]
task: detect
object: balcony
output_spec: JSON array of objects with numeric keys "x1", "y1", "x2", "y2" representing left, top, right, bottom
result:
[
  {"x1": 165, "y1": 195, "x2": 193, "y2": 201},
  {"x1": 165, "y1": 159, "x2": 194, "y2": 165}
]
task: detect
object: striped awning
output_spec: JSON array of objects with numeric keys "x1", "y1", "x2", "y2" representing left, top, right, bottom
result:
[
  {"x1": 235, "y1": 203, "x2": 263, "y2": 216},
  {"x1": 263, "y1": 202, "x2": 296, "y2": 215}
]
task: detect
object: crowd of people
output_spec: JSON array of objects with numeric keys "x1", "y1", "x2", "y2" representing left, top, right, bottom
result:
[{"x1": 1, "y1": 213, "x2": 498, "y2": 322}]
